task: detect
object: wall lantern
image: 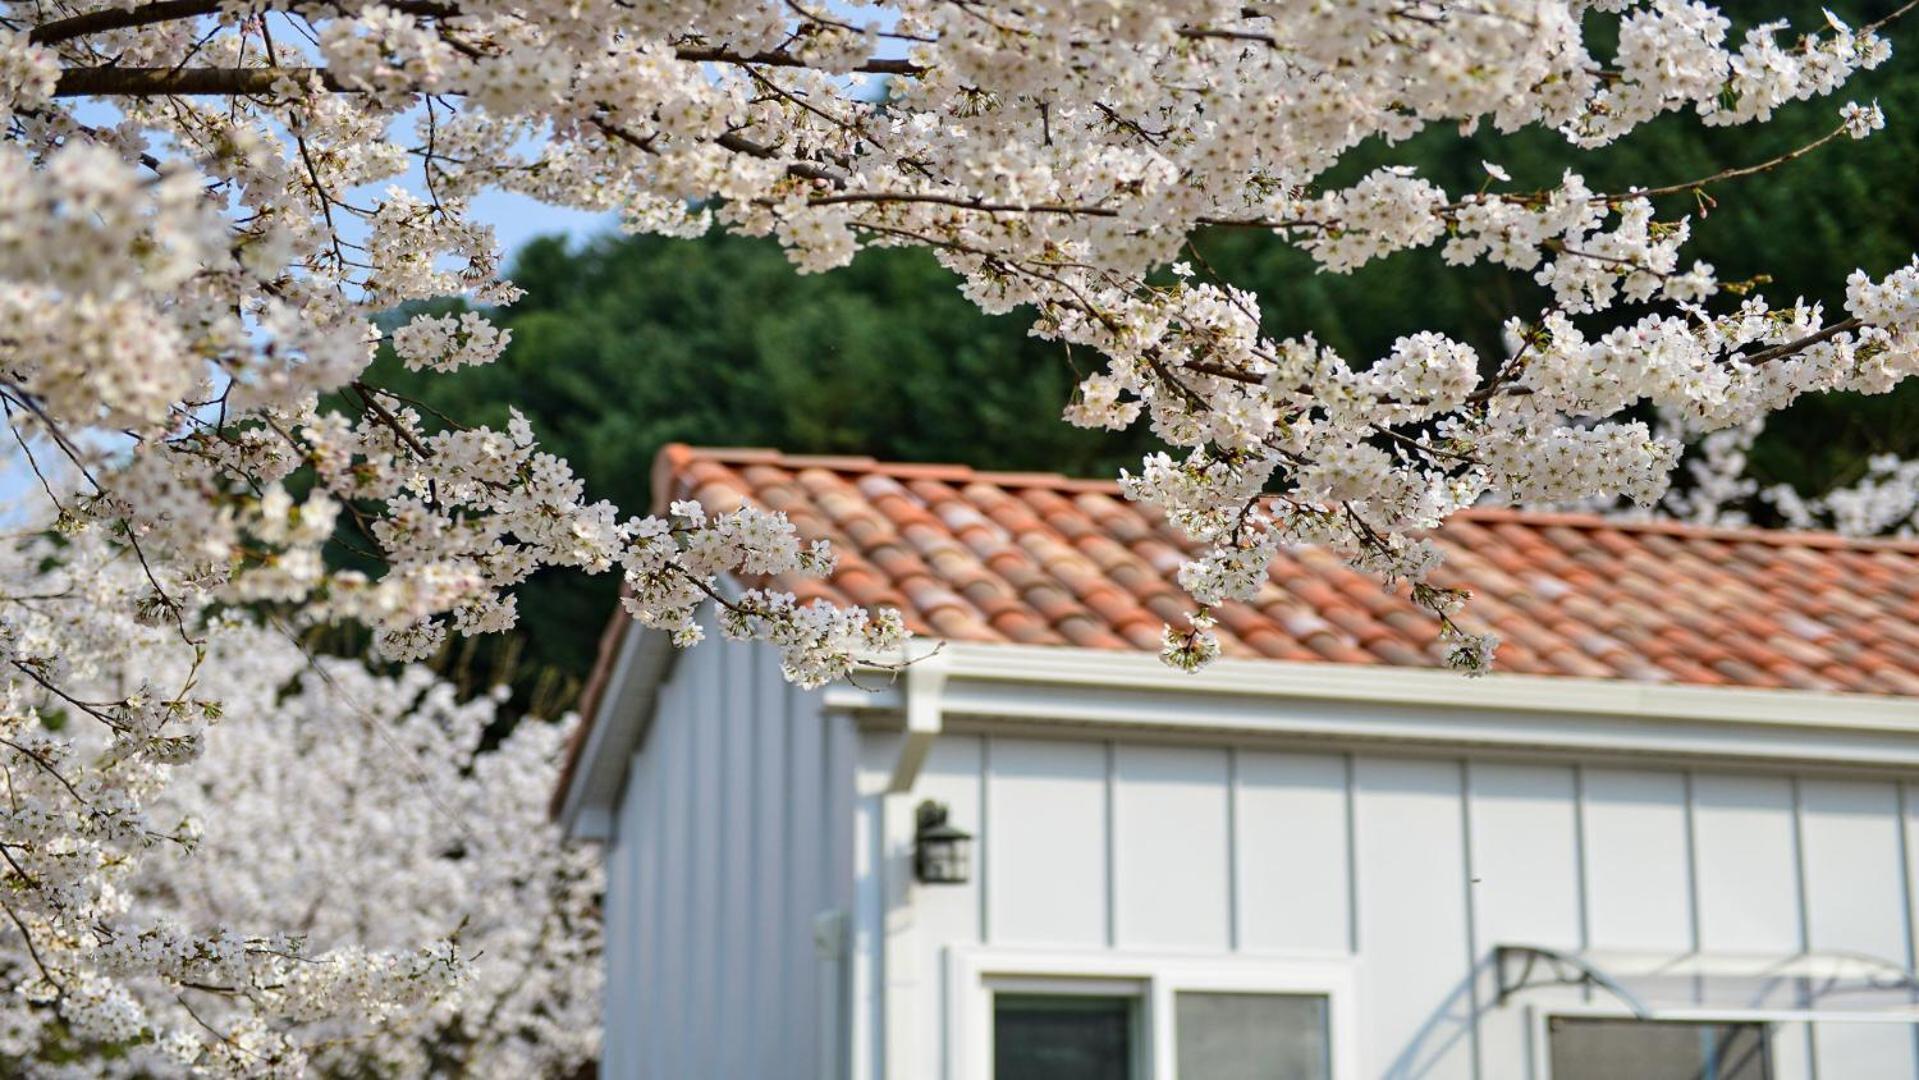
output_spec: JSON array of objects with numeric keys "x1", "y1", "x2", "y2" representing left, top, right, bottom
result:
[{"x1": 914, "y1": 800, "x2": 973, "y2": 885}]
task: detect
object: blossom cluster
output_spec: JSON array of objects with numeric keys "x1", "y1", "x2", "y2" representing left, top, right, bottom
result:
[{"x1": 0, "y1": 523, "x2": 598, "y2": 1077}]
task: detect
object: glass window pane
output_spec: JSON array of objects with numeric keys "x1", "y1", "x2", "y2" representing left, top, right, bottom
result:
[
  {"x1": 1175, "y1": 991, "x2": 1331, "y2": 1080},
  {"x1": 1548, "y1": 1017, "x2": 1771, "y2": 1080},
  {"x1": 994, "y1": 994, "x2": 1134, "y2": 1080}
]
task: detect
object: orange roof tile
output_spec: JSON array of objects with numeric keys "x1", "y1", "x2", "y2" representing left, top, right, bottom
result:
[
  {"x1": 556, "y1": 443, "x2": 1919, "y2": 817},
  {"x1": 644, "y1": 443, "x2": 1919, "y2": 696}
]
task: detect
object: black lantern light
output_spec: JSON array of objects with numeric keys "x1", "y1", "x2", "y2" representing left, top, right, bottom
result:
[{"x1": 913, "y1": 799, "x2": 973, "y2": 885}]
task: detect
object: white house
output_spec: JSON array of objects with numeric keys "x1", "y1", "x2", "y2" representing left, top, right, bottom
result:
[{"x1": 555, "y1": 445, "x2": 1919, "y2": 1080}]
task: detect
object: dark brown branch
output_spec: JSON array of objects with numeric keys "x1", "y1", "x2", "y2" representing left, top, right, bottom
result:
[
  {"x1": 714, "y1": 131, "x2": 845, "y2": 184},
  {"x1": 350, "y1": 381, "x2": 434, "y2": 459},
  {"x1": 1623, "y1": 123, "x2": 1850, "y2": 202},
  {"x1": 1735, "y1": 318, "x2": 1863, "y2": 367},
  {"x1": 676, "y1": 45, "x2": 923, "y2": 78},
  {"x1": 32, "y1": 0, "x2": 458, "y2": 46},
  {"x1": 805, "y1": 187, "x2": 1326, "y2": 232},
  {"x1": 55, "y1": 65, "x2": 343, "y2": 97},
  {"x1": 31, "y1": 0, "x2": 220, "y2": 45},
  {"x1": 55, "y1": 42, "x2": 919, "y2": 100}
]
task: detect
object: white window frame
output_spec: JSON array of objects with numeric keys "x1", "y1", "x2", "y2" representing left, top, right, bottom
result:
[
  {"x1": 1530, "y1": 1004, "x2": 1793, "y2": 1080},
  {"x1": 947, "y1": 947, "x2": 1358, "y2": 1080}
]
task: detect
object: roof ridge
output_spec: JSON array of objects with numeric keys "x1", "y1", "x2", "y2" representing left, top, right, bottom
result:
[
  {"x1": 1451, "y1": 506, "x2": 1919, "y2": 554},
  {"x1": 659, "y1": 443, "x2": 1919, "y2": 555}
]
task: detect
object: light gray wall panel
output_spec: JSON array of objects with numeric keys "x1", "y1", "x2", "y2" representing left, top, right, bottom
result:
[
  {"x1": 1799, "y1": 779, "x2": 1917, "y2": 1077},
  {"x1": 1693, "y1": 774, "x2": 1802, "y2": 955},
  {"x1": 785, "y1": 680, "x2": 826, "y2": 1078},
  {"x1": 1468, "y1": 762, "x2": 1583, "y2": 1076},
  {"x1": 825, "y1": 708, "x2": 860, "y2": 1077},
  {"x1": 1235, "y1": 750, "x2": 1351, "y2": 954},
  {"x1": 1353, "y1": 756, "x2": 1477, "y2": 1080},
  {"x1": 660, "y1": 649, "x2": 695, "y2": 1080},
  {"x1": 688, "y1": 632, "x2": 724, "y2": 1076},
  {"x1": 1691, "y1": 773, "x2": 1813, "y2": 1074},
  {"x1": 1580, "y1": 768, "x2": 1694, "y2": 952},
  {"x1": 1112, "y1": 744, "x2": 1232, "y2": 951},
  {"x1": 600, "y1": 758, "x2": 635, "y2": 1077},
  {"x1": 985, "y1": 738, "x2": 1110, "y2": 947},
  {"x1": 630, "y1": 724, "x2": 663, "y2": 1079}
]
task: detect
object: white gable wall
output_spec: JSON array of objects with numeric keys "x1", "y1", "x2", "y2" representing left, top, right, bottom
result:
[
  {"x1": 853, "y1": 728, "x2": 1919, "y2": 1080},
  {"x1": 597, "y1": 612, "x2": 858, "y2": 1080}
]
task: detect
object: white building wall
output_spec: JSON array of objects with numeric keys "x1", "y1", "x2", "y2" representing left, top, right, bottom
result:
[
  {"x1": 859, "y1": 732, "x2": 1919, "y2": 1080},
  {"x1": 598, "y1": 617, "x2": 857, "y2": 1080}
]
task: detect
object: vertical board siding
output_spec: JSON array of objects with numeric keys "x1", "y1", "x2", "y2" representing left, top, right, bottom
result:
[
  {"x1": 1235, "y1": 751, "x2": 1351, "y2": 954},
  {"x1": 1353, "y1": 757, "x2": 1477, "y2": 1080},
  {"x1": 1689, "y1": 774, "x2": 1817, "y2": 1080},
  {"x1": 599, "y1": 762, "x2": 634, "y2": 1077},
  {"x1": 1692, "y1": 774, "x2": 1804, "y2": 954},
  {"x1": 1112, "y1": 745, "x2": 1233, "y2": 951},
  {"x1": 887, "y1": 739, "x2": 1919, "y2": 1080},
  {"x1": 825, "y1": 710, "x2": 861, "y2": 1078},
  {"x1": 718, "y1": 640, "x2": 755, "y2": 1079},
  {"x1": 751, "y1": 647, "x2": 791, "y2": 1080},
  {"x1": 659, "y1": 654, "x2": 694, "y2": 1080},
  {"x1": 595, "y1": 613, "x2": 847, "y2": 1080},
  {"x1": 851, "y1": 740, "x2": 891, "y2": 1080},
  {"x1": 985, "y1": 738, "x2": 1110, "y2": 946},
  {"x1": 1580, "y1": 768, "x2": 1695, "y2": 952},
  {"x1": 633, "y1": 719, "x2": 664, "y2": 1079},
  {"x1": 1467, "y1": 763, "x2": 1584, "y2": 1074},
  {"x1": 1799, "y1": 779, "x2": 1918, "y2": 1077},
  {"x1": 688, "y1": 636, "x2": 724, "y2": 1077},
  {"x1": 785, "y1": 685, "x2": 826, "y2": 1079}
]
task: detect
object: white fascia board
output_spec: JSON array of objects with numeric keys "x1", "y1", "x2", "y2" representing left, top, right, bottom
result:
[
  {"x1": 556, "y1": 623, "x2": 677, "y2": 841},
  {"x1": 832, "y1": 642, "x2": 1919, "y2": 771}
]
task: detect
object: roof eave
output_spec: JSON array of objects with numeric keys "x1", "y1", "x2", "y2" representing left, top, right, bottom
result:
[
  {"x1": 553, "y1": 619, "x2": 677, "y2": 840},
  {"x1": 825, "y1": 642, "x2": 1919, "y2": 773}
]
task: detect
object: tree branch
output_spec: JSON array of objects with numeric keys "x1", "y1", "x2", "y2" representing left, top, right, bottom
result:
[
  {"x1": 31, "y1": 0, "x2": 221, "y2": 45},
  {"x1": 32, "y1": 0, "x2": 459, "y2": 46},
  {"x1": 55, "y1": 45, "x2": 919, "y2": 101},
  {"x1": 1735, "y1": 318, "x2": 1863, "y2": 366},
  {"x1": 676, "y1": 45, "x2": 923, "y2": 78},
  {"x1": 55, "y1": 65, "x2": 342, "y2": 97}
]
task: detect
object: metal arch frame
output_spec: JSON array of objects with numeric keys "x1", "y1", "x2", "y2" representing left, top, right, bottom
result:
[
  {"x1": 1495, "y1": 943, "x2": 1919, "y2": 1023},
  {"x1": 1495, "y1": 944, "x2": 1656, "y2": 1019}
]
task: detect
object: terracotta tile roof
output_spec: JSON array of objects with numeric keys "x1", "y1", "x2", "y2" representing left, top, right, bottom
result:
[
  {"x1": 648, "y1": 443, "x2": 1919, "y2": 695},
  {"x1": 555, "y1": 443, "x2": 1919, "y2": 818}
]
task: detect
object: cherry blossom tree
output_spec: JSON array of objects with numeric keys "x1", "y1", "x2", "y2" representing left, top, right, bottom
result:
[
  {"x1": 0, "y1": 528, "x2": 464, "y2": 1075},
  {"x1": 0, "y1": 520, "x2": 597, "y2": 1076},
  {"x1": 3, "y1": 0, "x2": 1919, "y2": 1068},
  {"x1": 1631, "y1": 416, "x2": 1919, "y2": 537},
  {"x1": 122, "y1": 658, "x2": 601, "y2": 1078}
]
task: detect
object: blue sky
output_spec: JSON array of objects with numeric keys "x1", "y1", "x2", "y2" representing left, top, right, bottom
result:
[{"x1": 472, "y1": 189, "x2": 618, "y2": 262}]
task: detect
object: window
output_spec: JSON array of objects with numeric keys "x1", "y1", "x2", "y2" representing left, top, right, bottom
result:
[
  {"x1": 955, "y1": 951, "x2": 1356, "y2": 1080},
  {"x1": 1175, "y1": 992, "x2": 1331, "y2": 1080},
  {"x1": 1548, "y1": 1017, "x2": 1770, "y2": 1080},
  {"x1": 994, "y1": 994, "x2": 1138, "y2": 1080}
]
